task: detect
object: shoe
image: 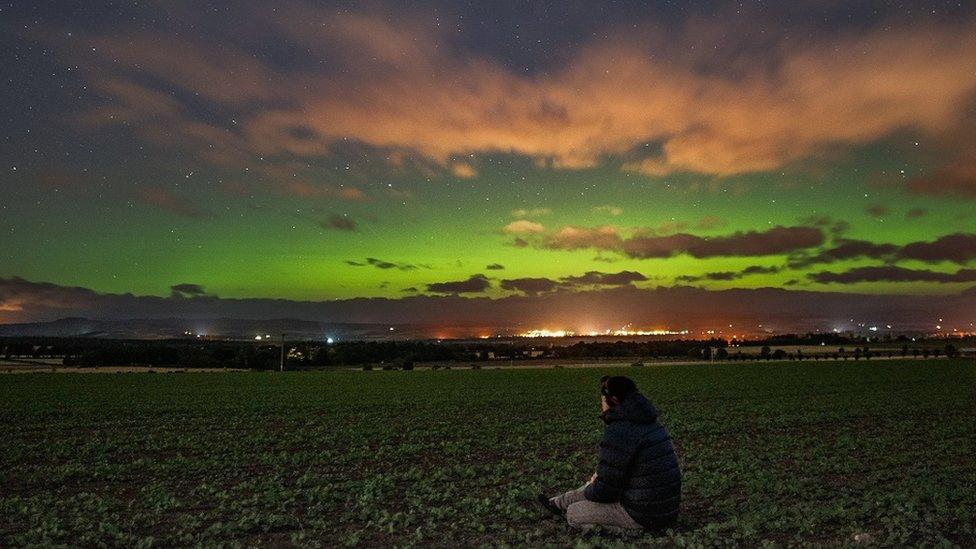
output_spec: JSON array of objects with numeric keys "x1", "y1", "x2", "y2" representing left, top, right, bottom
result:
[{"x1": 537, "y1": 493, "x2": 563, "y2": 516}]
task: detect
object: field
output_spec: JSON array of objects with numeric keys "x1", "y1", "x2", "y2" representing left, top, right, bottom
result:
[{"x1": 1, "y1": 360, "x2": 974, "y2": 547}]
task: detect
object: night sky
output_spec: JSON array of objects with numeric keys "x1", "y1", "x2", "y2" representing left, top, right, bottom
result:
[{"x1": 2, "y1": 1, "x2": 976, "y2": 331}]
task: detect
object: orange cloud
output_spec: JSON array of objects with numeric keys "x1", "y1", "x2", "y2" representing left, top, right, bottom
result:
[
  {"x1": 280, "y1": 181, "x2": 364, "y2": 201},
  {"x1": 503, "y1": 220, "x2": 545, "y2": 234},
  {"x1": 593, "y1": 205, "x2": 623, "y2": 216},
  {"x1": 544, "y1": 226, "x2": 622, "y2": 251},
  {"x1": 512, "y1": 208, "x2": 551, "y2": 217},
  {"x1": 450, "y1": 162, "x2": 478, "y2": 179},
  {"x1": 255, "y1": 12, "x2": 976, "y2": 176},
  {"x1": 338, "y1": 187, "x2": 366, "y2": 201},
  {"x1": 49, "y1": 8, "x2": 976, "y2": 182}
]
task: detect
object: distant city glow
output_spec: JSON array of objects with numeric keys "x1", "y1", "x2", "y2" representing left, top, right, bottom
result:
[
  {"x1": 517, "y1": 328, "x2": 691, "y2": 338},
  {"x1": 519, "y1": 329, "x2": 570, "y2": 338}
]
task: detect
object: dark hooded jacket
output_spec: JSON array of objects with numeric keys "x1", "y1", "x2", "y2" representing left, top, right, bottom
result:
[{"x1": 583, "y1": 392, "x2": 681, "y2": 528}]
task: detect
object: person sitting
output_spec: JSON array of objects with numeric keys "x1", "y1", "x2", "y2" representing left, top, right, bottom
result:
[{"x1": 539, "y1": 375, "x2": 681, "y2": 530}]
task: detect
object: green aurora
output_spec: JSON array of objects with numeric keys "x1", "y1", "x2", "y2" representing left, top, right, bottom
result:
[{"x1": 2, "y1": 1, "x2": 976, "y2": 327}]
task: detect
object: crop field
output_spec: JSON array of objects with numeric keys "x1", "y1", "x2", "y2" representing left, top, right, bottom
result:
[{"x1": 1, "y1": 359, "x2": 974, "y2": 547}]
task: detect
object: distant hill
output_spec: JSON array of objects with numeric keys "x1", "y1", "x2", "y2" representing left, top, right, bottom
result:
[{"x1": 0, "y1": 317, "x2": 436, "y2": 341}]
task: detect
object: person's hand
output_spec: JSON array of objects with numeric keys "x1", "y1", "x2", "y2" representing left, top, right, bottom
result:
[{"x1": 589, "y1": 472, "x2": 598, "y2": 484}]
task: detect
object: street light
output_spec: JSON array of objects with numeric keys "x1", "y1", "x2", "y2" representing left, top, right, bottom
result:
[{"x1": 280, "y1": 333, "x2": 285, "y2": 372}]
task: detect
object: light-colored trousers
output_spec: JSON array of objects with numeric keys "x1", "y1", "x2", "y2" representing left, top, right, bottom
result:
[{"x1": 550, "y1": 482, "x2": 642, "y2": 530}]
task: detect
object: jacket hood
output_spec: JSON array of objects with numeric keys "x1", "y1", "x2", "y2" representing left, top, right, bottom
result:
[{"x1": 602, "y1": 392, "x2": 658, "y2": 424}]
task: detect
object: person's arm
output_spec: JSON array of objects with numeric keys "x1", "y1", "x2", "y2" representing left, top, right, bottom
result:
[{"x1": 584, "y1": 424, "x2": 635, "y2": 503}]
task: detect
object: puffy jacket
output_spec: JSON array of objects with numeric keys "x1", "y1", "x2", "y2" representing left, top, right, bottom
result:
[{"x1": 584, "y1": 392, "x2": 681, "y2": 528}]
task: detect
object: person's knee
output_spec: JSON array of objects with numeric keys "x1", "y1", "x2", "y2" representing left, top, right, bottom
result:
[{"x1": 565, "y1": 503, "x2": 593, "y2": 528}]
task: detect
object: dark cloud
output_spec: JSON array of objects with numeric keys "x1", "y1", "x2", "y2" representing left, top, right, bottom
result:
[
  {"x1": 897, "y1": 233, "x2": 976, "y2": 263},
  {"x1": 865, "y1": 204, "x2": 890, "y2": 218},
  {"x1": 623, "y1": 226, "x2": 824, "y2": 259},
  {"x1": 4, "y1": 277, "x2": 976, "y2": 334},
  {"x1": 485, "y1": 263, "x2": 505, "y2": 270},
  {"x1": 826, "y1": 240, "x2": 900, "y2": 260},
  {"x1": 542, "y1": 225, "x2": 824, "y2": 259},
  {"x1": 499, "y1": 277, "x2": 560, "y2": 296},
  {"x1": 676, "y1": 265, "x2": 780, "y2": 283},
  {"x1": 799, "y1": 215, "x2": 849, "y2": 236},
  {"x1": 906, "y1": 208, "x2": 927, "y2": 219},
  {"x1": 789, "y1": 238, "x2": 900, "y2": 268},
  {"x1": 346, "y1": 258, "x2": 419, "y2": 271},
  {"x1": 562, "y1": 271, "x2": 647, "y2": 286},
  {"x1": 788, "y1": 233, "x2": 976, "y2": 268},
  {"x1": 809, "y1": 266, "x2": 976, "y2": 284},
  {"x1": 426, "y1": 274, "x2": 491, "y2": 294},
  {"x1": 320, "y1": 214, "x2": 356, "y2": 231},
  {"x1": 676, "y1": 272, "x2": 738, "y2": 282},
  {"x1": 170, "y1": 284, "x2": 207, "y2": 298},
  {"x1": 501, "y1": 270, "x2": 647, "y2": 295},
  {"x1": 742, "y1": 265, "x2": 780, "y2": 275}
]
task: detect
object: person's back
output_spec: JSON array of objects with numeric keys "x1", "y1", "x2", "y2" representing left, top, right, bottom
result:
[
  {"x1": 540, "y1": 375, "x2": 681, "y2": 531},
  {"x1": 586, "y1": 389, "x2": 681, "y2": 528}
]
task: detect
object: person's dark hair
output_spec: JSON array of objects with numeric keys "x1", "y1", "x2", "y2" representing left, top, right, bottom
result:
[{"x1": 600, "y1": 375, "x2": 637, "y2": 403}]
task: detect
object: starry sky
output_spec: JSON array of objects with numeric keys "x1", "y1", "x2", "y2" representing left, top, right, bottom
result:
[{"x1": 2, "y1": 1, "x2": 976, "y2": 329}]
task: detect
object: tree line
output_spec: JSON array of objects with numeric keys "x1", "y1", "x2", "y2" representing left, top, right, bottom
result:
[{"x1": 0, "y1": 334, "x2": 966, "y2": 370}]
